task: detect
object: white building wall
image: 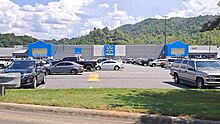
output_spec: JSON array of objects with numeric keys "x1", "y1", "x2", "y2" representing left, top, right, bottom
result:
[
  {"x1": 189, "y1": 46, "x2": 217, "y2": 53},
  {"x1": 94, "y1": 45, "x2": 104, "y2": 56},
  {"x1": 115, "y1": 45, "x2": 126, "y2": 56}
]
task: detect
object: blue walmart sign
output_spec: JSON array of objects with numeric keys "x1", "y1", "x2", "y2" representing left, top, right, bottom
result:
[
  {"x1": 104, "y1": 45, "x2": 115, "y2": 56},
  {"x1": 74, "y1": 48, "x2": 82, "y2": 54}
]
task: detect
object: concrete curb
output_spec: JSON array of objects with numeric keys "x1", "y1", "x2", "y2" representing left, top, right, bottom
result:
[{"x1": 0, "y1": 102, "x2": 219, "y2": 124}]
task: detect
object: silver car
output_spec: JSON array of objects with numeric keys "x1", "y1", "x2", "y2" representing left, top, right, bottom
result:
[
  {"x1": 45, "y1": 61, "x2": 84, "y2": 75},
  {"x1": 164, "y1": 58, "x2": 176, "y2": 68},
  {"x1": 170, "y1": 59, "x2": 220, "y2": 88},
  {"x1": 95, "y1": 60, "x2": 124, "y2": 70},
  {"x1": 148, "y1": 59, "x2": 167, "y2": 67}
]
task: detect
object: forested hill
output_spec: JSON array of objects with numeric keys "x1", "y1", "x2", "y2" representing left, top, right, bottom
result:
[
  {"x1": 0, "y1": 15, "x2": 220, "y2": 47},
  {"x1": 0, "y1": 33, "x2": 37, "y2": 47},
  {"x1": 117, "y1": 15, "x2": 219, "y2": 45},
  {"x1": 45, "y1": 15, "x2": 220, "y2": 46}
]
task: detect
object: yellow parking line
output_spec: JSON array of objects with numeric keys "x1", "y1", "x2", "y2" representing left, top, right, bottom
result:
[{"x1": 88, "y1": 73, "x2": 100, "y2": 82}]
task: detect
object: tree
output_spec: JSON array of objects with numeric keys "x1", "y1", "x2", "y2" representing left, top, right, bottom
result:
[{"x1": 200, "y1": 1, "x2": 220, "y2": 32}]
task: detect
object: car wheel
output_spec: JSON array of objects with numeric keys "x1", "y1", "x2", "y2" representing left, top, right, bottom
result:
[
  {"x1": 197, "y1": 78, "x2": 205, "y2": 89},
  {"x1": 46, "y1": 69, "x2": 51, "y2": 75},
  {"x1": 41, "y1": 74, "x2": 46, "y2": 84},
  {"x1": 152, "y1": 64, "x2": 156, "y2": 67},
  {"x1": 31, "y1": 77, "x2": 37, "y2": 89},
  {"x1": 114, "y1": 66, "x2": 120, "y2": 71},
  {"x1": 86, "y1": 66, "x2": 92, "y2": 71},
  {"x1": 143, "y1": 63, "x2": 147, "y2": 66},
  {"x1": 96, "y1": 66, "x2": 101, "y2": 70},
  {"x1": 174, "y1": 74, "x2": 180, "y2": 84},
  {"x1": 71, "y1": 69, "x2": 78, "y2": 75}
]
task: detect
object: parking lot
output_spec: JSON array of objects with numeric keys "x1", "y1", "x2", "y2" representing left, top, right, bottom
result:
[{"x1": 38, "y1": 64, "x2": 185, "y2": 89}]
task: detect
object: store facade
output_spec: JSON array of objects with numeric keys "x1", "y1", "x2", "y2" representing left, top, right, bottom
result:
[{"x1": 28, "y1": 41, "x2": 54, "y2": 59}]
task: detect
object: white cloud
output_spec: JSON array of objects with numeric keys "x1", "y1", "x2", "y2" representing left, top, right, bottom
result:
[
  {"x1": 98, "y1": 3, "x2": 110, "y2": 9},
  {"x1": 0, "y1": 0, "x2": 144, "y2": 40},
  {"x1": 156, "y1": 0, "x2": 220, "y2": 18},
  {"x1": 106, "y1": 4, "x2": 144, "y2": 29}
]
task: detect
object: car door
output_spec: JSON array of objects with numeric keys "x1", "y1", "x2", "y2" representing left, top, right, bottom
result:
[
  {"x1": 35, "y1": 64, "x2": 43, "y2": 82},
  {"x1": 35, "y1": 62, "x2": 46, "y2": 82},
  {"x1": 108, "y1": 61, "x2": 117, "y2": 69},
  {"x1": 178, "y1": 60, "x2": 189, "y2": 82},
  {"x1": 102, "y1": 61, "x2": 114, "y2": 70},
  {"x1": 101, "y1": 61, "x2": 109, "y2": 69},
  {"x1": 185, "y1": 60, "x2": 197, "y2": 85},
  {"x1": 64, "y1": 62, "x2": 74, "y2": 73},
  {"x1": 52, "y1": 62, "x2": 66, "y2": 73}
]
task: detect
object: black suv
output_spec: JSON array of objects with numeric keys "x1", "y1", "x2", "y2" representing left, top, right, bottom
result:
[{"x1": 3, "y1": 60, "x2": 46, "y2": 88}]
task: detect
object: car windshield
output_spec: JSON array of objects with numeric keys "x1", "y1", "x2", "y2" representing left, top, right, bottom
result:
[
  {"x1": 8, "y1": 61, "x2": 35, "y2": 69},
  {"x1": 196, "y1": 61, "x2": 220, "y2": 69}
]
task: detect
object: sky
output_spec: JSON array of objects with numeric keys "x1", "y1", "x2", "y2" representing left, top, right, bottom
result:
[{"x1": 0, "y1": 0, "x2": 219, "y2": 40}]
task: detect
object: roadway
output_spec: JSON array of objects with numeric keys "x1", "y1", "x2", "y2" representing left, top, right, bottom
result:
[{"x1": 0, "y1": 109, "x2": 137, "y2": 124}]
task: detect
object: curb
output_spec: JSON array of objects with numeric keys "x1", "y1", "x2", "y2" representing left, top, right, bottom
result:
[{"x1": 0, "y1": 102, "x2": 219, "y2": 124}]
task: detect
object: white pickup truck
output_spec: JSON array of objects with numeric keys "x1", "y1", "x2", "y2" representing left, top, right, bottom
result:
[{"x1": 0, "y1": 58, "x2": 14, "y2": 69}]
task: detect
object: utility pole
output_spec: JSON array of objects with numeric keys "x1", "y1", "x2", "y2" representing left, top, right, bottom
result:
[
  {"x1": 207, "y1": 23, "x2": 211, "y2": 59},
  {"x1": 163, "y1": 16, "x2": 168, "y2": 58},
  {"x1": 164, "y1": 16, "x2": 168, "y2": 45}
]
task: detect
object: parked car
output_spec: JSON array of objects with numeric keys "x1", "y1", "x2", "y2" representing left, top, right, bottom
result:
[
  {"x1": 3, "y1": 60, "x2": 46, "y2": 88},
  {"x1": 170, "y1": 59, "x2": 220, "y2": 88},
  {"x1": 148, "y1": 59, "x2": 167, "y2": 67},
  {"x1": 125, "y1": 58, "x2": 134, "y2": 64},
  {"x1": 132, "y1": 58, "x2": 141, "y2": 65},
  {"x1": 163, "y1": 58, "x2": 177, "y2": 68},
  {"x1": 51, "y1": 57, "x2": 96, "y2": 71},
  {"x1": 95, "y1": 60, "x2": 124, "y2": 70},
  {"x1": 96, "y1": 57, "x2": 110, "y2": 64},
  {"x1": 45, "y1": 61, "x2": 84, "y2": 75},
  {"x1": 139, "y1": 58, "x2": 154, "y2": 66},
  {"x1": 0, "y1": 58, "x2": 14, "y2": 69}
]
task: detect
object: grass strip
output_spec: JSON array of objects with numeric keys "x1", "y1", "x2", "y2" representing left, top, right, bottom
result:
[{"x1": 0, "y1": 88, "x2": 219, "y2": 120}]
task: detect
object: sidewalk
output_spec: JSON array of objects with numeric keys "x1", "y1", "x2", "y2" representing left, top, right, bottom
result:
[{"x1": 0, "y1": 102, "x2": 219, "y2": 124}]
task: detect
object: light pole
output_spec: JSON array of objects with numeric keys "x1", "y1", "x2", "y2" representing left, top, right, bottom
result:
[
  {"x1": 163, "y1": 16, "x2": 168, "y2": 58},
  {"x1": 163, "y1": 16, "x2": 168, "y2": 45},
  {"x1": 207, "y1": 23, "x2": 211, "y2": 59}
]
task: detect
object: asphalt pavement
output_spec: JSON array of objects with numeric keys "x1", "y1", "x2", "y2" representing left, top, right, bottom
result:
[{"x1": 38, "y1": 64, "x2": 185, "y2": 89}]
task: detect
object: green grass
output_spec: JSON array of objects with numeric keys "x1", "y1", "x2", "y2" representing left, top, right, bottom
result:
[{"x1": 0, "y1": 88, "x2": 220, "y2": 120}]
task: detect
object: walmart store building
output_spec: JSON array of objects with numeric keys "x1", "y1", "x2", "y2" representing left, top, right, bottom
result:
[{"x1": 2, "y1": 40, "x2": 219, "y2": 59}]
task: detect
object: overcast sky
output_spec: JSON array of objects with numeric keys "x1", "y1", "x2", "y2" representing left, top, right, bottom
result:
[{"x1": 0, "y1": 0, "x2": 219, "y2": 40}]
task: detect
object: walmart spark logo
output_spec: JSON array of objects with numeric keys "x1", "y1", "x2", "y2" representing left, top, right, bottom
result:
[
  {"x1": 104, "y1": 45, "x2": 115, "y2": 56},
  {"x1": 106, "y1": 46, "x2": 113, "y2": 53}
]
